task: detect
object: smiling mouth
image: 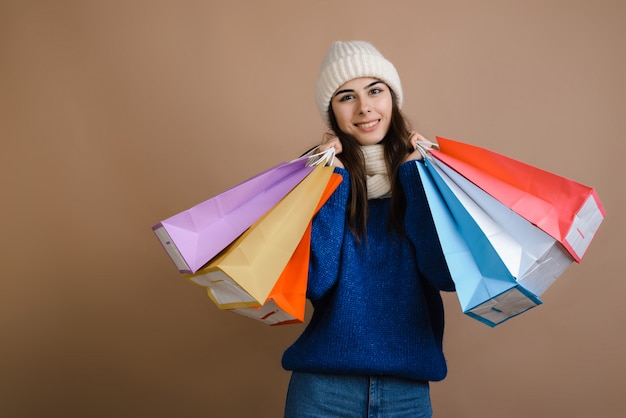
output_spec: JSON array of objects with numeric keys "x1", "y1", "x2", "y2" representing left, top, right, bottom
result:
[{"x1": 355, "y1": 120, "x2": 380, "y2": 129}]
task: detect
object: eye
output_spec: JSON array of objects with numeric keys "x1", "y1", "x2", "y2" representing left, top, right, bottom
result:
[
  {"x1": 338, "y1": 94, "x2": 355, "y2": 102},
  {"x1": 369, "y1": 87, "x2": 383, "y2": 95}
]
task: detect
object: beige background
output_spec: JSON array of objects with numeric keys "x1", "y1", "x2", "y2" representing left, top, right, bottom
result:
[{"x1": 1, "y1": 0, "x2": 624, "y2": 417}]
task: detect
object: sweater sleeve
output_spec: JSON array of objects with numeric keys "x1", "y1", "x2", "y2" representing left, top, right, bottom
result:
[
  {"x1": 399, "y1": 161, "x2": 455, "y2": 292},
  {"x1": 307, "y1": 167, "x2": 350, "y2": 301}
]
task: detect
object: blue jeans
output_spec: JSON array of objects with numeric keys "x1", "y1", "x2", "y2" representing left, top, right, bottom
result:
[{"x1": 284, "y1": 372, "x2": 432, "y2": 418}]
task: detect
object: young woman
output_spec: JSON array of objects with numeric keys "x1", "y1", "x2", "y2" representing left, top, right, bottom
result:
[{"x1": 282, "y1": 40, "x2": 455, "y2": 417}]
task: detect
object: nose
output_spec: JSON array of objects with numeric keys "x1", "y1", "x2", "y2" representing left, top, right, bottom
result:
[{"x1": 358, "y1": 98, "x2": 372, "y2": 114}]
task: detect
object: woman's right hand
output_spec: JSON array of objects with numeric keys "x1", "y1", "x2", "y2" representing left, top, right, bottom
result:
[{"x1": 319, "y1": 131, "x2": 344, "y2": 168}]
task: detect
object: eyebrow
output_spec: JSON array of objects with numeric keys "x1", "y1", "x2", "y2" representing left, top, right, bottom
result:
[{"x1": 333, "y1": 80, "x2": 383, "y2": 97}]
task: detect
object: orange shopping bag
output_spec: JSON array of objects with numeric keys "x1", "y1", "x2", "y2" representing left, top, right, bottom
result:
[{"x1": 229, "y1": 173, "x2": 342, "y2": 325}]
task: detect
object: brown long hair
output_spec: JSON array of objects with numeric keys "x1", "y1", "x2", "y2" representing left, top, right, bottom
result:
[{"x1": 328, "y1": 89, "x2": 413, "y2": 243}]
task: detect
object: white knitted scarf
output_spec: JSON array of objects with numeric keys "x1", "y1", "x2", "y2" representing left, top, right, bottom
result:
[{"x1": 360, "y1": 144, "x2": 391, "y2": 199}]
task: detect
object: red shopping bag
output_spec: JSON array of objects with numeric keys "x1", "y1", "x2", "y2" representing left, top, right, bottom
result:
[
  {"x1": 430, "y1": 137, "x2": 605, "y2": 262},
  {"x1": 228, "y1": 173, "x2": 343, "y2": 325}
]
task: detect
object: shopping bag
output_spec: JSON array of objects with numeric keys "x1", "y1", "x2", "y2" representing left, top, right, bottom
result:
[
  {"x1": 429, "y1": 157, "x2": 574, "y2": 298},
  {"x1": 417, "y1": 158, "x2": 542, "y2": 327},
  {"x1": 430, "y1": 137, "x2": 605, "y2": 262},
  {"x1": 228, "y1": 173, "x2": 343, "y2": 325},
  {"x1": 152, "y1": 149, "x2": 334, "y2": 273},
  {"x1": 183, "y1": 163, "x2": 335, "y2": 309}
]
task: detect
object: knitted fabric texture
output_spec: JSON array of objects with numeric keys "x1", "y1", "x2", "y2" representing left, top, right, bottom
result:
[
  {"x1": 360, "y1": 144, "x2": 391, "y2": 199},
  {"x1": 282, "y1": 162, "x2": 455, "y2": 382},
  {"x1": 316, "y1": 40, "x2": 403, "y2": 126}
]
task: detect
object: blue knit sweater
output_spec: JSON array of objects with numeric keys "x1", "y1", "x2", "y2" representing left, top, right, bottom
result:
[{"x1": 281, "y1": 161, "x2": 455, "y2": 382}]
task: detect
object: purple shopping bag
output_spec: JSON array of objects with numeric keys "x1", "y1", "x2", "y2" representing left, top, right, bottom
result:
[{"x1": 153, "y1": 151, "x2": 332, "y2": 273}]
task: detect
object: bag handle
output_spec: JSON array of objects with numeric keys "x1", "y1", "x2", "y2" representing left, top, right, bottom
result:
[
  {"x1": 297, "y1": 146, "x2": 336, "y2": 167},
  {"x1": 415, "y1": 140, "x2": 439, "y2": 161}
]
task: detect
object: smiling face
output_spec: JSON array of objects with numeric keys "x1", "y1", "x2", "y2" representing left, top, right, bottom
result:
[{"x1": 330, "y1": 77, "x2": 393, "y2": 146}]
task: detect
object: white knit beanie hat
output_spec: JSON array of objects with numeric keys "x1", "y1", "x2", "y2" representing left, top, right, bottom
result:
[{"x1": 316, "y1": 40, "x2": 403, "y2": 127}]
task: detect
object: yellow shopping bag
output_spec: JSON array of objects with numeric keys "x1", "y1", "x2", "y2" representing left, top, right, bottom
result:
[{"x1": 229, "y1": 173, "x2": 342, "y2": 325}]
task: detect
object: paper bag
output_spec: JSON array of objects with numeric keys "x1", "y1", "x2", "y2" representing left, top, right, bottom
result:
[
  {"x1": 153, "y1": 157, "x2": 315, "y2": 273},
  {"x1": 431, "y1": 137, "x2": 605, "y2": 262}
]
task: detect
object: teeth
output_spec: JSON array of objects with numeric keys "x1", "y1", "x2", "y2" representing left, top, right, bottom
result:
[{"x1": 357, "y1": 120, "x2": 378, "y2": 129}]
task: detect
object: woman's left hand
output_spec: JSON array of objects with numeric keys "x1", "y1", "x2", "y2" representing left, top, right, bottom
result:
[{"x1": 403, "y1": 131, "x2": 433, "y2": 163}]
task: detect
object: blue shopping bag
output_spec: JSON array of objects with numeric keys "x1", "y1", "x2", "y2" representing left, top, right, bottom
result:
[{"x1": 416, "y1": 158, "x2": 542, "y2": 327}]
